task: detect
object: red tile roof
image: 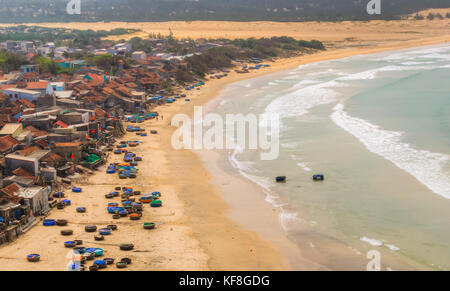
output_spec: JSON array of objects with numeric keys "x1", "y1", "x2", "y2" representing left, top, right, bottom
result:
[
  {"x1": 94, "y1": 109, "x2": 107, "y2": 118},
  {"x1": 19, "y1": 99, "x2": 36, "y2": 108},
  {"x1": 12, "y1": 167, "x2": 34, "y2": 178},
  {"x1": 0, "y1": 135, "x2": 19, "y2": 153},
  {"x1": 24, "y1": 126, "x2": 48, "y2": 138},
  {"x1": 41, "y1": 152, "x2": 64, "y2": 163},
  {"x1": 25, "y1": 81, "x2": 48, "y2": 90},
  {"x1": 54, "y1": 120, "x2": 69, "y2": 128},
  {"x1": 0, "y1": 84, "x2": 17, "y2": 90},
  {"x1": 54, "y1": 142, "x2": 82, "y2": 147},
  {"x1": 0, "y1": 183, "x2": 22, "y2": 203},
  {"x1": 35, "y1": 139, "x2": 49, "y2": 149},
  {"x1": 16, "y1": 146, "x2": 40, "y2": 156}
]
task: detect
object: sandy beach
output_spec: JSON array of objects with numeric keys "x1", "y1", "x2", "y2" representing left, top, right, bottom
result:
[{"x1": 0, "y1": 19, "x2": 449, "y2": 270}]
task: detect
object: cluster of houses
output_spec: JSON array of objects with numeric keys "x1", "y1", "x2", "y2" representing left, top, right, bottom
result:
[
  {"x1": 0, "y1": 33, "x2": 238, "y2": 245},
  {"x1": 0, "y1": 38, "x2": 201, "y2": 245}
]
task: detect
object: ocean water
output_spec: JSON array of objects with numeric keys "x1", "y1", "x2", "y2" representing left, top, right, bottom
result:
[{"x1": 207, "y1": 43, "x2": 450, "y2": 270}]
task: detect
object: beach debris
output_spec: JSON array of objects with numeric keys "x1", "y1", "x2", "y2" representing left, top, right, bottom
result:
[
  {"x1": 74, "y1": 240, "x2": 83, "y2": 246},
  {"x1": 275, "y1": 176, "x2": 286, "y2": 183}
]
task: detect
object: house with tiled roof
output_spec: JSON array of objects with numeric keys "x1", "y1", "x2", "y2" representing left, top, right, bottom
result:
[{"x1": 0, "y1": 135, "x2": 20, "y2": 154}]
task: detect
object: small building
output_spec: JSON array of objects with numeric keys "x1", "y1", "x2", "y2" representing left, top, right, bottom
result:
[
  {"x1": 0, "y1": 123, "x2": 23, "y2": 138},
  {"x1": 2, "y1": 88, "x2": 41, "y2": 103},
  {"x1": 52, "y1": 142, "x2": 83, "y2": 163},
  {"x1": 132, "y1": 51, "x2": 147, "y2": 61},
  {"x1": 4, "y1": 154, "x2": 39, "y2": 176},
  {"x1": 20, "y1": 65, "x2": 39, "y2": 74},
  {"x1": 0, "y1": 135, "x2": 20, "y2": 154},
  {"x1": 40, "y1": 167, "x2": 57, "y2": 183},
  {"x1": 19, "y1": 187, "x2": 50, "y2": 216},
  {"x1": 46, "y1": 82, "x2": 65, "y2": 95},
  {"x1": 60, "y1": 112, "x2": 89, "y2": 125}
]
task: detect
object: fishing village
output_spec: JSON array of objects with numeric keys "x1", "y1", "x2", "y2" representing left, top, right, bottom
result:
[
  {"x1": 0, "y1": 27, "x2": 317, "y2": 270},
  {"x1": 0, "y1": 8, "x2": 448, "y2": 271}
]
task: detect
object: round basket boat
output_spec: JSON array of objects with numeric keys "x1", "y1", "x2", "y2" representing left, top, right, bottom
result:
[
  {"x1": 64, "y1": 241, "x2": 76, "y2": 248},
  {"x1": 43, "y1": 219, "x2": 55, "y2": 226},
  {"x1": 27, "y1": 254, "x2": 40, "y2": 262},
  {"x1": 99, "y1": 228, "x2": 111, "y2": 235},
  {"x1": 107, "y1": 224, "x2": 118, "y2": 231},
  {"x1": 150, "y1": 200, "x2": 162, "y2": 208},
  {"x1": 121, "y1": 258, "x2": 132, "y2": 265},
  {"x1": 119, "y1": 244, "x2": 134, "y2": 251},
  {"x1": 61, "y1": 229, "x2": 73, "y2": 236},
  {"x1": 72, "y1": 187, "x2": 82, "y2": 193},
  {"x1": 129, "y1": 213, "x2": 140, "y2": 221},
  {"x1": 85, "y1": 225, "x2": 97, "y2": 232},
  {"x1": 143, "y1": 222, "x2": 155, "y2": 230},
  {"x1": 53, "y1": 192, "x2": 65, "y2": 198},
  {"x1": 76, "y1": 207, "x2": 86, "y2": 213},
  {"x1": 56, "y1": 219, "x2": 68, "y2": 226},
  {"x1": 139, "y1": 197, "x2": 152, "y2": 204},
  {"x1": 94, "y1": 235, "x2": 104, "y2": 241},
  {"x1": 94, "y1": 260, "x2": 107, "y2": 269},
  {"x1": 104, "y1": 258, "x2": 115, "y2": 265},
  {"x1": 73, "y1": 247, "x2": 86, "y2": 254},
  {"x1": 116, "y1": 261, "x2": 127, "y2": 269},
  {"x1": 83, "y1": 252, "x2": 95, "y2": 261}
]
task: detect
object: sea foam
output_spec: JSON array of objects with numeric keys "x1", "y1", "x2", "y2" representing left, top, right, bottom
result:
[{"x1": 331, "y1": 104, "x2": 450, "y2": 199}]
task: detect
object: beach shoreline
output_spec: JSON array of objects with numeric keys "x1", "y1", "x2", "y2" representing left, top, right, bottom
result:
[
  {"x1": 149, "y1": 37, "x2": 450, "y2": 270},
  {"x1": 0, "y1": 36, "x2": 449, "y2": 270}
]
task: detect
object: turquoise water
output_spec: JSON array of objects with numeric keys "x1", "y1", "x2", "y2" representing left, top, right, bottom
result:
[{"x1": 210, "y1": 44, "x2": 450, "y2": 270}]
